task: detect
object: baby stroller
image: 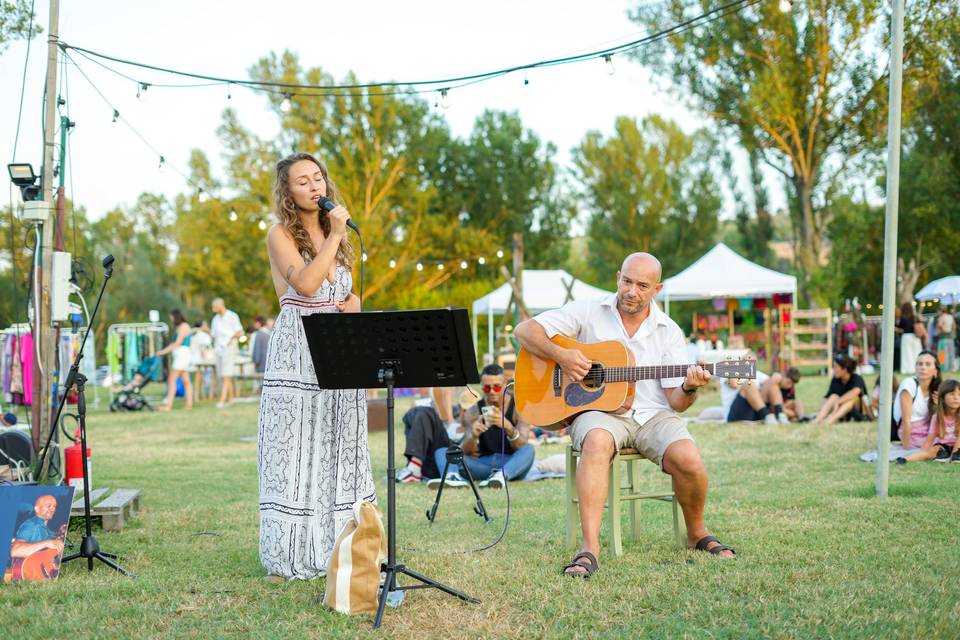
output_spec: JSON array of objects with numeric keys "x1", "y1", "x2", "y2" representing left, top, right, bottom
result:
[{"x1": 110, "y1": 356, "x2": 162, "y2": 412}]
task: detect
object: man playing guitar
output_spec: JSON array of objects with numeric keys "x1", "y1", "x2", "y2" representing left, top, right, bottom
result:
[
  {"x1": 9, "y1": 494, "x2": 66, "y2": 581},
  {"x1": 514, "y1": 252, "x2": 736, "y2": 577}
]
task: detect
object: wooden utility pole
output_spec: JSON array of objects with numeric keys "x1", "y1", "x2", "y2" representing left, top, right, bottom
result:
[{"x1": 33, "y1": 0, "x2": 60, "y2": 454}]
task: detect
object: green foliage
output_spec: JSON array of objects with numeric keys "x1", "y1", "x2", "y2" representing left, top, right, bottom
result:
[
  {"x1": 572, "y1": 115, "x2": 722, "y2": 287},
  {"x1": 0, "y1": 0, "x2": 41, "y2": 51},
  {"x1": 629, "y1": 0, "x2": 958, "y2": 302}
]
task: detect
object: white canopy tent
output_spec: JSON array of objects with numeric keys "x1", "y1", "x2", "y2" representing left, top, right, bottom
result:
[
  {"x1": 914, "y1": 276, "x2": 960, "y2": 305},
  {"x1": 471, "y1": 269, "x2": 613, "y2": 357},
  {"x1": 655, "y1": 242, "x2": 797, "y2": 313}
]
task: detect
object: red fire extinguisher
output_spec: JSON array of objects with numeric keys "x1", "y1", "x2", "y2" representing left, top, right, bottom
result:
[{"x1": 64, "y1": 428, "x2": 92, "y2": 491}]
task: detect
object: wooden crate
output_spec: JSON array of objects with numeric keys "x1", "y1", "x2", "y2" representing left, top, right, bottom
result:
[{"x1": 70, "y1": 487, "x2": 142, "y2": 532}]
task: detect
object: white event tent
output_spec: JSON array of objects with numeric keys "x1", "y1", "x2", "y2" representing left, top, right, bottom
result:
[
  {"x1": 471, "y1": 269, "x2": 613, "y2": 357},
  {"x1": 914, "y1": 275, "x2": 960, "y2": 305},
  {"x1": 655, "y1": 242, "x2": 797, "y2": 313}
]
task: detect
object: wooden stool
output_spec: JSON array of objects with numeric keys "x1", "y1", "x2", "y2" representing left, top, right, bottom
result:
[{"x1": 566, "y1": 445, "x2": 684, "y2": 556}]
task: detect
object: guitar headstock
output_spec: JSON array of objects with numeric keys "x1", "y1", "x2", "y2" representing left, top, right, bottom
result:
[{"x1": 714, "y1": 358, "x2": 757, "y2": 381}]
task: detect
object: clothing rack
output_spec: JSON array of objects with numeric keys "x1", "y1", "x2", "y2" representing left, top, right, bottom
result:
[{"x1": 106, "y1": 322, "x2": 169, "y2": 383}]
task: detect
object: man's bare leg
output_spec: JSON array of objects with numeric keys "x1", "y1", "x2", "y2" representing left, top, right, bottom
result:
[
  {"x1": 740, "y1": 382, "x2": 766, "y2": 411},
  {"x1": 567, "y1": 428, "x2": 616, "y2": 575},
  {"x1": 662, "y1": 439, "x2": 734, "y2": 558}
]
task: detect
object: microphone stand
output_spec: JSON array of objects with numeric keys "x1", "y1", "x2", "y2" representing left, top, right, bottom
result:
[{"x1": 37, "y1": 255, "x2": 133, "y2": 576}]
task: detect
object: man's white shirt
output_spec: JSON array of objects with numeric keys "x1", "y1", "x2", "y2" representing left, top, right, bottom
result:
[
  {"x1": 211, "y1": 310, "x2": 242, "y2": 352},
  {"x1": 533, "y1": 294, "x2": 689, "y2": 425}
]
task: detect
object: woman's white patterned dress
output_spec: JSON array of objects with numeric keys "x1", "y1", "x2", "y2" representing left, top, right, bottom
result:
[{"x1": 258, "y1": 263, "x2": 376, "y2": 579}]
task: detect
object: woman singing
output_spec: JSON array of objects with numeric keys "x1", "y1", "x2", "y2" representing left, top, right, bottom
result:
[{"x1": 258, "y1": 152, "x2": 375, "y2": 581}]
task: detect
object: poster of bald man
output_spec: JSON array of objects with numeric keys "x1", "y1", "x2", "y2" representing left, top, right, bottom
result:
[{"x1": 1, "y1": 485, "x2": 74, "y2": 583}]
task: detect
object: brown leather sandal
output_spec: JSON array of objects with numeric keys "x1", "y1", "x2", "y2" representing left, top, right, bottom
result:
[{"x1": 562, "y1": 551, "x2": 599, "y2": 578}]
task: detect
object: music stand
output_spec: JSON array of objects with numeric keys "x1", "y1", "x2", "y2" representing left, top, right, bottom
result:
[{"x1": 301, "y1": 308, "x2": 481, "y2": 629}]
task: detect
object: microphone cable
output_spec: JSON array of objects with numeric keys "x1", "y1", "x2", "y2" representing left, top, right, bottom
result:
[{"x1": 465, "y1": 380, "x2": 515, "y2": 555}]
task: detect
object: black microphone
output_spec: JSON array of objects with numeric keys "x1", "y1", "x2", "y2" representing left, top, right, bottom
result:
[
  {"x1": 102, "y1": 254, "x2": 115, "y2": 277},
  {"x1": 317, "y1": 196, "x2": 359, "y2": 234}
]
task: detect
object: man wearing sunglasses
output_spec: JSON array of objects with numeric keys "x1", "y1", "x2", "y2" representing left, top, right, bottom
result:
[{"x1": 433, "y1": 364, "x2": 535, "y2": 489}]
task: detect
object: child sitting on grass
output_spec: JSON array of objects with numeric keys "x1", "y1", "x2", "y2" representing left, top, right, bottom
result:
[{"x1": 898, "y1": 379, "x2": 960, "y2": 464}]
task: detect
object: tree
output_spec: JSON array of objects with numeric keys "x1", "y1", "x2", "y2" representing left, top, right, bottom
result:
[
  {"x1": 0, "y1": 0, "x2": 41, "y2": 52},
  {"x1": 629, "y1": 0, "x2": 958, "y2": 302},
  {"x1": 572, "y1": 115, "x2": 722, "y2": 287},
  {"x1": 454, "y1": 110, "x2": 574, "y2": 268}
]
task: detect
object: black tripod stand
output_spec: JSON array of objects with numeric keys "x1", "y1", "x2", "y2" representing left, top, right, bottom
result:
[
  {"x1": 425, "y1": 443, "x2": 491, "y2": 525},
  {"x1": 60, "y1": 372, "x2": 132, "y2": 576},
  {"x1": 301, "y1": 308, "x2": 481, "y2": 629},
  {"x1": 37, "y1": 254, "x2": 132, "y2": 576}
]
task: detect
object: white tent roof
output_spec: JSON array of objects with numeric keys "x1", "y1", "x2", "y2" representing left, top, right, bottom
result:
[
  {"x1": 915, "y1": 275, "x2": 960, "y2": 304},
  {"x1": 472, "y1": 269, "x2": 612, "y2": 315},
  {"x1": 655, "y1": 242, "x2": 797, "y2": 301}
]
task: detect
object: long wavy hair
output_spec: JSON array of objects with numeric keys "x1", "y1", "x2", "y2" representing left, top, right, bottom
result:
[
  {"x1": 917, "y1": 349, "x2": 942, "y2": 418},
  {"x1": 273, "y1": 152, "x2": 355, "y2": 267}
]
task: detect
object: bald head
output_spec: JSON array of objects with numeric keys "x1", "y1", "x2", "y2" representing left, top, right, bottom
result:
[{"x1": 621, "y1": 253, "x2": 662, "y2": 283}]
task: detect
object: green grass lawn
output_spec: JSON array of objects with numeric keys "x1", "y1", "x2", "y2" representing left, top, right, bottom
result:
[{"x1": 4, "y1": 376, "x2": 959, "y2": 639}]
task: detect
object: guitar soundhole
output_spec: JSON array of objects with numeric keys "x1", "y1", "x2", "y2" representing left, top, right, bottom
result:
[{"x1": 581, "y1": 364, "x2": 605, "y2": 389}]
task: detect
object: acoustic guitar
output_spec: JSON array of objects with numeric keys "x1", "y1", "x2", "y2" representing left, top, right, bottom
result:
[
  {"x1": 515, "y1": 335, "x2": 756, "y2": 427},
  {"x1": 19, "y1": 548, "x2": 62, "y2": 582}
]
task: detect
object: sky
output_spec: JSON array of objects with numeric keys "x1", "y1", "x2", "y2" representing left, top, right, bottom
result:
[{"x1": 2, "y1": 0, "x2": 752, "y2": 222}]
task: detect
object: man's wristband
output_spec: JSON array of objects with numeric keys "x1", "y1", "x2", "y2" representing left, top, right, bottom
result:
[
  {"x1": 680, "y1": 382, "x2": 698, "y2": 396},
  {"x1": 507, "y1": 429, "x2": 520, "y2": 441}
]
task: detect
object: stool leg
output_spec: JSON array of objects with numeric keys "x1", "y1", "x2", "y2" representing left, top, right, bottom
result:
[
  {"x1": 566, "y1": 447, "x2": 579, "y2": 548},
  {"x1": 671, "y1": 477, "x2": 684, "y2": 548},
  {"x1": 608, "y1": 455, "x2": 623, "y2": 557},
  {"x1": 628, "y1": 459, "x2": 642, "y2": 542}
]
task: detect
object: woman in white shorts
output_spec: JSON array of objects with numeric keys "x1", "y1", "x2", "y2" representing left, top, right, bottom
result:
[{"x1": 157, "y1": 309, "x2": 194, "y2": 411}]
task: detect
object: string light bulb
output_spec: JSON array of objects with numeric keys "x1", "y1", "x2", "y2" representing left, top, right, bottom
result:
[
  {"x1": 280, "y1": 93, "x2": 293, "y2": 113},
  {"x1": 227, "y1": 82, "x2": 233, "y2": 100},
  {"x1": 197, "y1": 188, "x2": 209, "y2": 203},
  {"x1": 158, "y1": 155, "x2": 165, "y2": 170},
  {"x1": 362, "y1": 252, "x2": 368, "y2": 262},
  {"x1": 437, "y1": 263, "x2": 444, "y2": 270},
  {"x1": 460, "y1": 260, "x2": 468, "y2": 269},
  {"x1": 440, "y1": 88, "x2": 450, "y2": 109},
  {"x1": 496, "y1": 250, "x2": 504, "y2": 258},
  {"x1": 229, "y1": 210, "x2": 238, "y2": 222},
  {"x1": 778, "y1": 0, "x2": 792, "y2": 12},
  {"x1": 389, "y1": 259, "x2": 397, "y2": 269},
  {"x1": 603, "y1": 54, "x2": 616, "y2": 76},
  {"x1": 258, "y1": 219, "x2": 267, "y2": 231},
  {"x1": 136, "y1": 82, "x2": 149, "y2": 101},
  {"x1": 478, "y1": 256, "x2": 486, "y2": 265},
  {"x1": 111, "y1": 109, "x2": 119, "y2": 124},
  {"x1": 416, "y1": 262, "x2": 424, "y2": 271}
]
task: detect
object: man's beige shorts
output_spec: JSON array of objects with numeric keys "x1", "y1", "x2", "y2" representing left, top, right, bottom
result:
[{"x1": 569, "y1": 410, "x2": 693, "y2": 469}]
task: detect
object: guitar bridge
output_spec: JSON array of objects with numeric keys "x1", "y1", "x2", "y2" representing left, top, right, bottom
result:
[{"x1": 552, "y1": 365, "x2": 562, "y2": 397}]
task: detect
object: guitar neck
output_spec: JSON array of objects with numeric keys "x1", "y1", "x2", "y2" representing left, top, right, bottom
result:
[{"x1": 604, "y1": 362, "x2": 715, "y2": 383}]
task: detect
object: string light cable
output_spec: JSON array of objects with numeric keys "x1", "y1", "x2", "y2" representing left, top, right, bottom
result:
[{"x1": 56, "y1": 0, "x2": 763, "y2": 100}]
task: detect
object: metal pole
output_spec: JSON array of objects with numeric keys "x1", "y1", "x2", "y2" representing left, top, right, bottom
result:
[
  {"x1": 34, "y1": 0, "x2": 60, "y2": 457},
  {"x1": 876, "y1": 0, "x2": 905, "y2": 498}
]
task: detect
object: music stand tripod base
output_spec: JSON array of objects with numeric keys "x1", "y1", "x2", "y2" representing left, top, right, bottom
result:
[{"x1": 301, "y1": 308, "x2": 482, "y2": 629}]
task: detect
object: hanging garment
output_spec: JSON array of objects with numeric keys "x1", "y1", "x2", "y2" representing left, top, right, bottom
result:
[
  {"x1": 124, "y1": 332, "x2": 139, "y2": 380},
  {"x1": 107, "y1": 332, "x2": 120, "y2": 379},
  {"x1": 19, "y1": 333, "x2": 33, "y2": 405}
]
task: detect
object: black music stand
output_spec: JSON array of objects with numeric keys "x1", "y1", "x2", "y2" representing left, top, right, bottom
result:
[{"x1": 301, "y1": 308, "x2": 481, "y2": 629}]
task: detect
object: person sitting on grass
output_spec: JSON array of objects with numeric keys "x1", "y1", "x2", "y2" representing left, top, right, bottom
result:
[
  {"x1": 814, "y1": 355, "x2": 868, "y2": 424},
  {"x1": 725, "y1": 366, "x2": 802, "y2": 424},
  {"x1": 894, "y1": 350, "x2": 942, "y2": 452},
  {"x1": 897, "y1": 378, "x2": 960, "y2": 464},
  {"x1": 431, "y1": 364, "x2": 534, "y2": 490},
  {"x1": 397, "y1": 387, "x2": 466, "y2": 484}
]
